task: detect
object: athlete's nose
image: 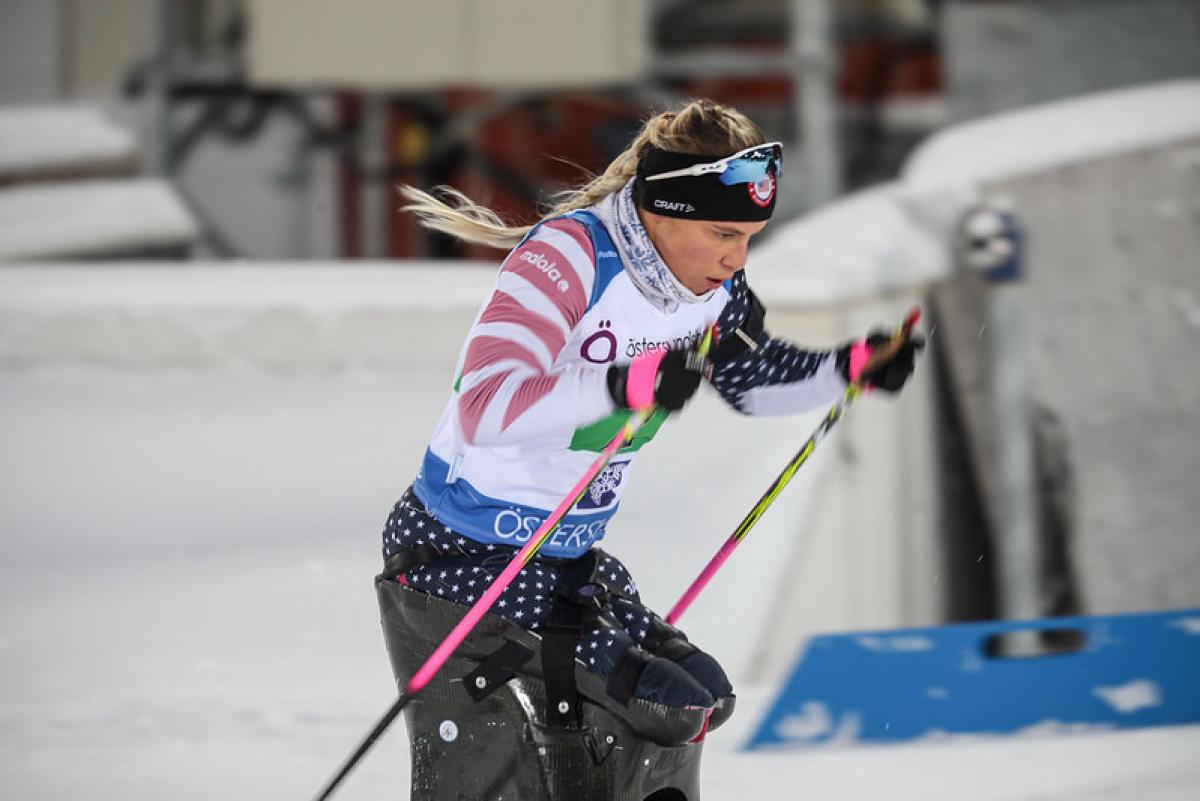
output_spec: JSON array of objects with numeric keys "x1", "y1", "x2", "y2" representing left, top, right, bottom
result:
[{"x1": 722, "y1": 242, "x2": 749, "y2": 272}]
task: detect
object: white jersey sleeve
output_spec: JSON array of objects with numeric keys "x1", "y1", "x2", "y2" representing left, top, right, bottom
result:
[{"x1": 456, "y1": 218, "x2": 615, "y2": 446}]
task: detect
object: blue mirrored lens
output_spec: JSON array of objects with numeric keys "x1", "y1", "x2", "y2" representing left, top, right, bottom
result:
[
  {"x1": 716, "y1": 146, "x2": 782, "y2": 186},
  {"x1": 718, "y1": 160, "x2": 770, "y2": 186}
]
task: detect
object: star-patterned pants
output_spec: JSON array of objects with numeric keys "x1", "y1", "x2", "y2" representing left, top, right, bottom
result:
[{"x1": 381, "y1": 487, "x2": 657, "y2": 679}]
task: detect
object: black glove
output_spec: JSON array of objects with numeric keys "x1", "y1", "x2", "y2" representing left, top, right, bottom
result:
[
  {"x1": 836, "y1": 330, "x2": 925, "y2": 393},
  {"x1": 607, "y1": 348, "x2": 707, "y2": 412},
  {"x1": 711, "y1": 288, "x2": 766, "y2": 364}
]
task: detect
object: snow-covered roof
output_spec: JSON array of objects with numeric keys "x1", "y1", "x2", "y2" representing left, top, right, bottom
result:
[
  {"x1": 0, "y1": 178, "x2": 200, "y2": 261},
  {"x1": 0, "y1": 105, "x2": 138, "y2": 179}
]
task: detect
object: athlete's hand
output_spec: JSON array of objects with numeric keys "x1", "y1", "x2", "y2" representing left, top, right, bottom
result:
[
  {"x1": 607, "y1": 348, "x2": 708, "y2": 412},
  {"x1": 837, "y1": 329, "x2": 925, "y2": 393}
]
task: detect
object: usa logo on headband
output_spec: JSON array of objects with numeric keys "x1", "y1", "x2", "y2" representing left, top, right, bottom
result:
[{"x1": 748, "y1": 173, "x2": 776, "y2": 208}]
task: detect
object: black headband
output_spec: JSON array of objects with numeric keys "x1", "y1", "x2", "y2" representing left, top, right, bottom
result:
[{"x1": 633, "y1": 146, "x2": 779, "y2": 222}]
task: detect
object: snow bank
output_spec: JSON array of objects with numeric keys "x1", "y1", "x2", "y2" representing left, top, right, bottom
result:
[
  {"x1": 0, "y1": 263, "x2": 500, "y2": 369},
  {"x1": 752, "y1": 80, "x2": 1200, "y2": 305},
  {"x1": 900, "y1": 79, "x2": 1200, "y2": 235},
  {"x1": 0, "y1": 105, "x2": 137, "y2": 179},
  {"x1": 750, "y1": 182, "x2": 944, "y2": 306},
  {"x1": 904, "y1": 80, "x2": 1200, "y2": 193},
  {"x1": 0, "y1": 179, "x2": 199, "y2": 261}
]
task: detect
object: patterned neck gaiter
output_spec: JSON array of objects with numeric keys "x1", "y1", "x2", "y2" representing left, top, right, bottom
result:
[{"x1": 599, "y1": 180, "x2": 713, "y2": 314}]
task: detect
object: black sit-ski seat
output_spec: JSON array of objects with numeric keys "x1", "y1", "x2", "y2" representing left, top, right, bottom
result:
[{"x1": 376, "y1": 574, "x2": 708, "y2": 801}]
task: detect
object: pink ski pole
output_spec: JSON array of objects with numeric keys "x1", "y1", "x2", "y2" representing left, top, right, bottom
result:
[
  {"x1": 312, "y1": 412, "x2": 646, "y2": 801},
  {"x1": 406, "y1": 410, "x2": 649, "y2": 695},
  {"x1": 666, "y1": 309, "x2": 921, "y2": 625},
  {"x1": 315, "y1": 329, "x2": 714, "y2": 801}
]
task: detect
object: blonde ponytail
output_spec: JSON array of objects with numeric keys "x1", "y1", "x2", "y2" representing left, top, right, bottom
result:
[
  {"x1": 399, "y1": 99, "x2": 767, "y2": 251},
  {"x1": 398, "y1": 184, "x2": 533, "y2": 251}
]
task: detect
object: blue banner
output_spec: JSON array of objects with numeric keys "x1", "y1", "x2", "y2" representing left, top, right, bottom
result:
[{"x1": 748, "y1": 608, "x2": 1200, "y2": 749}]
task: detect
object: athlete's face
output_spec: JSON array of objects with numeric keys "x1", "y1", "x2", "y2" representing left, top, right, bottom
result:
[{"x1": 639, "y1": 211, "x2": 768, "y2": 295}]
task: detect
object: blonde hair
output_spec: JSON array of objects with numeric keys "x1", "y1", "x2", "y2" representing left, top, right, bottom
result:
[{"x1": 399, "y1": 99, "x2": 767, "y2": 251}]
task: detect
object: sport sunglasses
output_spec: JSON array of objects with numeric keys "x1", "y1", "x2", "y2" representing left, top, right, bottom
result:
[{"x1": 643, "y1": 142, "x2": 783, "y2": 186}]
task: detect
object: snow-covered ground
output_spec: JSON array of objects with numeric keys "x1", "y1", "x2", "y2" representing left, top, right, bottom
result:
[{"x1": 2, "y1": 364, "x2": 1198, "y2": 800}]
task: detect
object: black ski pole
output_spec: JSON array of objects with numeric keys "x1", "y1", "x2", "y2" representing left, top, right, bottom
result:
[{"x1": 312, "y1": 692, "x2": 412, "y2": 801}]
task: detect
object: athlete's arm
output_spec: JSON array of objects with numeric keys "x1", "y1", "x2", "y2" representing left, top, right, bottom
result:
[
  {"x1": 707, "y1": 273, "x2": 846, "y2": 415},
  {"x1": 456, "y1": 218, "x2": 615, "y2": 446}
]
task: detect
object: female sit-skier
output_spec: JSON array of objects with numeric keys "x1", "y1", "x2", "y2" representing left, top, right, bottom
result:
[{"x1": 376, "y1": 98, "x2": 921, "y2": 798}]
